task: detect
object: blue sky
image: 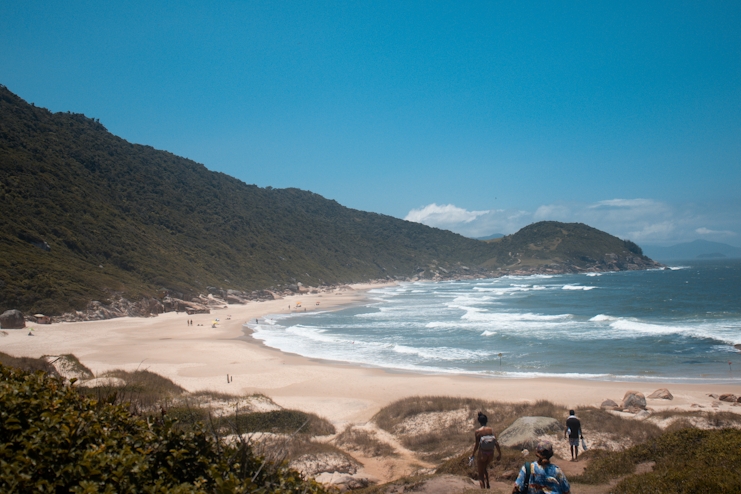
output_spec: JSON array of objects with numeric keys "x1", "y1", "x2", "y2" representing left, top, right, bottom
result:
[{"x1": 2, "y1": 1, "x2": 739, "y2": 246}]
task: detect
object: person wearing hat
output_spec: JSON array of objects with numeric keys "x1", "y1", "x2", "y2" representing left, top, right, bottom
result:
[{"x1": 512, "y1": 440, "x2": 570, "y2": 493}]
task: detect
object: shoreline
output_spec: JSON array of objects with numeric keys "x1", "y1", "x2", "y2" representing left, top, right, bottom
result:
[{"x1": 2, "y1": 281, "x2": 740, "y2": 425}]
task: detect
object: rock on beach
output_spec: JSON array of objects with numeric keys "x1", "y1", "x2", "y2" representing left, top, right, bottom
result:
[
  {"x1": 600, "y1": 399, "x2": 619, "y2": 410},
  {"x1": 498, "y1": 416, "x2": 562, "y2": 449},
  {"x1": 648, "y1": 388, "x2": 673, "y2": 400},
  {"x1": 620, "y1": 391, "x2": 646, "y2": 410},
  {"x1": 0, "y1": 309, "x2": 25, "y2": 329}
]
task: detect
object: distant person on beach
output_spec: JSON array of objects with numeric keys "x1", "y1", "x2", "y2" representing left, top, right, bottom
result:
[
  {"x1": 470, "y1": 411, "x2": 501, "y2": 489},
  {"x1": 513, "y1": 440, "x2": 570, "y2": 493},
  {"x1": 564, "y1": 410, "x2": 582, "y2": 461}
]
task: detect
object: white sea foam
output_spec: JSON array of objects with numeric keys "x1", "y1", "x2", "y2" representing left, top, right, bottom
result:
[
  {"x1": 590, "y1": 314, "x2": 619, "y2": 322},
  {"x1": 250, "y1": 263, "x2": 741, "y2": 383}
]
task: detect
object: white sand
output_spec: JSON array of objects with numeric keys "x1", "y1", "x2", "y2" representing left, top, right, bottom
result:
[{"x1": 2, "y1": 283, "x2": 738, "y2": 426}]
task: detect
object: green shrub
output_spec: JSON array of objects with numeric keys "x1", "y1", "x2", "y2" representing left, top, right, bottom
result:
[
  {"x1": 227, "y1": 410, "x2": 336, "y2": 436},
  {"x1": 573, "y1": 427, "x2": 741, "y2": 491},
  {"x1": 0, "y1": 364, "x2": 329, "y2": 493}
]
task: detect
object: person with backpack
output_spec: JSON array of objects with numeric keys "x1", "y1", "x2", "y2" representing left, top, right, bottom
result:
[
  {"x1": 512, "y1": 440, "x2": 570, "y2": 494},
  {"x1": 469, "y1": 411, "x2": 501, "y2": 489},
  {"x1": 564, "y1": 409, "x2": 583, "y2": 461}
]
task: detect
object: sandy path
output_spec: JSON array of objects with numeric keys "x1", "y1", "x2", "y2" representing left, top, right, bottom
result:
[{"x1": 2, "y1": 283, "x2": 739, "y2": 426}]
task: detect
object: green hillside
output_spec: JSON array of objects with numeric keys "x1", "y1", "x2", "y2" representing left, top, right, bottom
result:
[
  {"x1": 483, "y1": 221, "x2": 649, "y2": 271},
  {"x1": 0, "y1": 85, "x2": 660, "y2": 315}
]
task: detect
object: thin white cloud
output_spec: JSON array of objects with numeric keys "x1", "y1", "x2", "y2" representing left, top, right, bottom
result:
[
  {"x1": 628, "y1": 222, "x2": 677, "y2": 241},
  {"x1": 405, "y1": 203, "x2": 527, "y2": 237},
  {"x1": 404, "y1": 198, "x2": 740, "y2": 246},
  {"x1": 696, "y1": 227, "x2": 736, "y2": 236},
  {"x1": 405, "y1": 203, "x2": 490, "y2": 225},
  {"x1": 589, "y1": 198, "x2": 658, "y2": 209}
]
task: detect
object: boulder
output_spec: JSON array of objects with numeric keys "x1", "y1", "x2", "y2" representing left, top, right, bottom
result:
[
  {"x1": 648, "y1": 388, "x2": 673, "y2": 400},
  {"x1": 600, "y1": 399, "x2": 619, "y2": 410},
  {"x1": 719, "y1": 394, "x2": 737, "y2": 403},
  {"x1": 0, "y1": 309, "x2": 25, "y2": 329},
  {"x1": 498, "y1": 416, "x2": 562, "y2": 449},
  {"x1": 738, "y1": 396, "x2": 741, "y2": 403},
  {"x1": 635, "y1": 410, "x2": 651, "y2": 420},
  {"x1": 263, "y1": 290, "x2": 282, "y2": 300},
  {"x1": 620, "y1": 391, "x2": 646, "y2": 409}
]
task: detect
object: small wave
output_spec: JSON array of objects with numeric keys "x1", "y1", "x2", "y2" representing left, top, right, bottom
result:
[
  {"x1": 481, "y1": 330, "x2": 497, "y2": 336},
  {"x1": 391, "y1": 344, "x2": 485, "y2": 361},
  {"x1": 562, "y1": 284, "x2": 597, "y2": 291},
  {"x1": 590, "y1": 314, "x2": 619, "y2": 322}
]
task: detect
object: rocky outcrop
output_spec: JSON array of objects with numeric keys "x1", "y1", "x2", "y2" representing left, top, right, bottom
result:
[
  {"x1": 719, "y1": 394, "x2": 738, "y2": 403},
  {"x1": 498, "y1": 416, "x2": 562, "y2": 449},
  {"x1": 162, "y1": 297, "x2": 209, "y2": 315},
  {"x1": 648, "y1": 388, "x2": 673, "y2": 400},
  {"x1": 55, "y1": 297, "x2": 165, "y2": 322},
  {"x1": 600, "y1": 399, "x2": 619, "y2": 410},
  {"x1": 0, "y1": 310, "x2": 26, "y2": 329},
  {"x1": 621, "y1": 391, "x2": 646, "y2": 410}
]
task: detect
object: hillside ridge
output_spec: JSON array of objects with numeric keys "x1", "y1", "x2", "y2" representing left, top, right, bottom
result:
[{"x1": 0, "y1": 85, "x2": 661, "y2": 316}]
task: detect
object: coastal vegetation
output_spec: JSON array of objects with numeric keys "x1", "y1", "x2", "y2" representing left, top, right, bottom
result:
[
  {"x1": 2, "y1": 357, "x2": 741, "y2": 493},
  {"x1": 0, "y1": 85, "x2": 659, "y2": 316},
  {"x1": 0, "y1": 363, "x2": 328, "y2": 493}
]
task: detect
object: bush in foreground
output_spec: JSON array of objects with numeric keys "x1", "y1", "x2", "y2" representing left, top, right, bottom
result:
[
  {"x1": 0, "y1": 364, "x2": 329, "y2": 493},
  {"x1": 574, "y1": 427, "x2": 741, "y2": 492}
]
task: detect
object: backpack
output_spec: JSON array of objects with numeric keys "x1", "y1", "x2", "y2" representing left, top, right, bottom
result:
[{"x1": 479, "y1": 434, "x2": 498, "y2": 451}]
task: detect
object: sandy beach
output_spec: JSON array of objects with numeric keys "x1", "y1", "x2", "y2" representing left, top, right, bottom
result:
[{"x1": 2, "y1": 283, "x2": 738, "y2": 427}]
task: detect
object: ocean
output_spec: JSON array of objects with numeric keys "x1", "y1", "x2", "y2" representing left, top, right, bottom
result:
[{"x1": 250, "y1": 259, "x2": 741, "y2": 383}]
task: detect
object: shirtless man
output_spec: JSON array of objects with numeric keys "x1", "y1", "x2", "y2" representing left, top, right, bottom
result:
[{"x1": 470, "y1": 412, "x2": 501, "y2": 489}]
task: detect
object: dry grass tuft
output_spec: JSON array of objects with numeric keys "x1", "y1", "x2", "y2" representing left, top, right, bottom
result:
[
  {"x1": 335, "y1": 426, "x2": 397, "y2": 457},
  {"x1": 0, "y1": 351, "x2": 58, "y2": 376},
  {"x1": 372, "y1": 396, "x2": 567, "y2": 462},
  {"x1": 576, "y1": 407, "x2": 663, "y2": 446}
]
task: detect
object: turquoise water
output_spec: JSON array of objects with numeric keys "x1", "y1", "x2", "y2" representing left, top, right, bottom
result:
[{"x1": 251, "y1": 260, "x2": 741, "y2": 383}]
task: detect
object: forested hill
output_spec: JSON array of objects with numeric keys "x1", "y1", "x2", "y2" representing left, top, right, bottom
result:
[{"x1": 0, "y1": 86, "x2": 660, "y2": 314}]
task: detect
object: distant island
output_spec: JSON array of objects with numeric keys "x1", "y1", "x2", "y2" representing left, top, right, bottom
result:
[
  {"x1": 0, "y1": 85, "x2": 661, "y2": 319},
  {"x1": 475, "y1": 233, "x2": 505, "y2": 240},
  {"x1": 642, "y1": 240, "x2": 741, "y2": 261}
]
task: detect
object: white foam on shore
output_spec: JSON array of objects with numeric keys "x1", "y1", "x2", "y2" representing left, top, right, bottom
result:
[{"x1": 250, "y1": 265, "x2": 741, "y2": 382}]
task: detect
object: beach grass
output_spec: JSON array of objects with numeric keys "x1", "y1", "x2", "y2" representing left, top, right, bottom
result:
[
  {"x1": 335, "y1": 425, "x2": 398, "y2": 457},
  {"x1": 0, "y1": 351, "x2": 58, "y2": 375},
  {"x1": 373, "y1": 396, "x2": 566, "y2": 461},
  {"x1": 572, "y1": 427, "x2": 741, "y2": 491}
]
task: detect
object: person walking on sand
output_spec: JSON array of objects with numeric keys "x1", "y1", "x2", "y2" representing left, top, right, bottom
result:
[
  {"x1": 469, "y1": 411, "x2": 501, "y2": 489},
  {"x1": 564, "y1": 409, "x2": 582, "y2": 461},
  {"x1": 513, "y1": 440, "x2": 570, "y2": 493}
]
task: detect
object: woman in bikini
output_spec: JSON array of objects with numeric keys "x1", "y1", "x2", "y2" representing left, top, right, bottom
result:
[{"x1": 470, "y1": 411, "x2": 502, "y2": 489}]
